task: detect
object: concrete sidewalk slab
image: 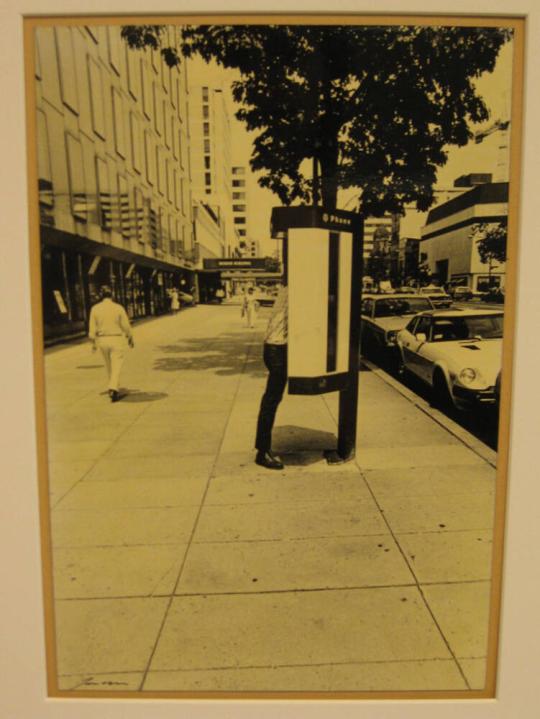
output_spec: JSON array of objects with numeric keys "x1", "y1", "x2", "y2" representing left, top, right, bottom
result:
[
  {"x1": 362, "y1": 464, "x2": 496, "y2": 497},
  {"x1": 53, "y1": 544, "x2": 187, "y2": 598},
  {"x1": 143, "y1": 659, "x2": 468, "y2": 692},
  {"x1": 149, "y1": 587, "x2": 452, "y2": 673},
  {"x1": 194, "y1": 498, "x2": 389, "y2": 542},
  {"x1": 395, "y1": 529, "x2": 493, "y2": 583},
  {"x1": 55, "y1": 475, "x2": 209, "y2": 510},
  {"x1": 55, "y1": 597, "x2": 169, "y2": 675},
  {"x1": 52, "y1": 506, "x2": 200, "y2": 547},
  {"x1": 176, "y1": 535, "x2": 414, "y2": 594}
]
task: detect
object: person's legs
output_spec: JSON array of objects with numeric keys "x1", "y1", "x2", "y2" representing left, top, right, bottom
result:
[
  {"x1": 108, "y1": 338, "x2": 126, "y2": 393},
  {"x1": 255, "y1": 344, "x2": 287, "y2": 456},
  {"x1": 98, "y1": 341, "x2": 112, "y2": 389}
]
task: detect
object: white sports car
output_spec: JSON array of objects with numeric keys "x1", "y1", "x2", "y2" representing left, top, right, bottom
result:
[{"x1": 396, "y1": 309, "x2": 503, "y2": 409}]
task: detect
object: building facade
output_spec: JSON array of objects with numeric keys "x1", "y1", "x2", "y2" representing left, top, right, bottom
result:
[
  {"x1": 35, "y1": 25, "x2": 195, "y2": 342},
  {"x1": 420, "y1": 176, "x2": 508, "y2": 291}
]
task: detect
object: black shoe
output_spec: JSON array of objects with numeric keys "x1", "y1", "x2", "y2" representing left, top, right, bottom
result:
[
  {"x1": 109, "y1": 390, "x2": 120, "y2": 403},
  {"x1": 255, "y1": 450, "x2": 284, "y2": 470}
]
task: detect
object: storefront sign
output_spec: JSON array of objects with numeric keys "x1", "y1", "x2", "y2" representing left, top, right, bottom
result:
[{"x1": 203, "y1": 258, "x2": 267, "y2": 271}]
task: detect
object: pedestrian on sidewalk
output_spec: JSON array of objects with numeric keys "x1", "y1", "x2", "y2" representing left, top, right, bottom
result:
[
  {"x1": 254, "y1": 283, "x2": 288, "y2": 470},
  {"x1": 170, "y1": 288, "x2": 180, "y2": 314},
  {"x1": 88, "y1": 285, "x2": 134, "y2": 403},
  {"x1": 241, "y1": 287, "x2": 259, "y2": 328}
]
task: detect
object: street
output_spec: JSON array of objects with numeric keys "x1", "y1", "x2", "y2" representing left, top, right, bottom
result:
[{"x1": 44, "y1": 303, "x2": 497, "y2": 693}]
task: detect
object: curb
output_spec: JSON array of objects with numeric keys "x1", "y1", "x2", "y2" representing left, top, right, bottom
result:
[{"x1": 362, "y1": 358, "x2": 498, "y2": 468}]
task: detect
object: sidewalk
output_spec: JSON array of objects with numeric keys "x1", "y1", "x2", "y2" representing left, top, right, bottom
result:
[{"x1": 44, "y1": 305, "x2": 497, "y2": 694}]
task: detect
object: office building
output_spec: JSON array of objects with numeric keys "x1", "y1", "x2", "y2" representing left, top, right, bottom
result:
[{"x1": 35, "y1": 25, "x2": 195, "y2": 342}]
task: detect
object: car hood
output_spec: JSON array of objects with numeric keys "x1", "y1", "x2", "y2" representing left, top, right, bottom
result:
[
  {"x1": 436, "y1": 339, "x2": 502, "y2": 380},
  {"x1": 364, "y1": 316, "x2": 414, "y2": 332}
]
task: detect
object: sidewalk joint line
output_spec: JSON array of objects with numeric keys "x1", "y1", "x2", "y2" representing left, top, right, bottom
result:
[{"x1": 138, "y1": 333, "x2": 256, "y2": 692}]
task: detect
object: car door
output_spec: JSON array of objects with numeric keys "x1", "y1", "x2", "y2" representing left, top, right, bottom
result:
[{"x1": 402, "y1": 315, "x2": 432, "y2": 380}]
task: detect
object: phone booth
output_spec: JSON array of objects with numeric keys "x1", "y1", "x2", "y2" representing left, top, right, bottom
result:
[{"x1": 271, "y1": 206, "x2": 364, "y2": 462}]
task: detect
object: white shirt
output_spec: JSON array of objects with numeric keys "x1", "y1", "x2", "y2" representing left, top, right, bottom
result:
[
  {"x1": 264, "y1": 286, "x2": 288, "y2": 345},
  {"x1": 88, "y1": 298, "x2": 132, "y2": 341}
]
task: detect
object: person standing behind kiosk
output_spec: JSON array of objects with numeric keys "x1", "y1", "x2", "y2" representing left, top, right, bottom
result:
[
  {"x1": 88, "y1": 285, "x2": 134, "y2": 403},
  {"x1": 254, "y1": 284, "x2": 288, "y2": 470}
]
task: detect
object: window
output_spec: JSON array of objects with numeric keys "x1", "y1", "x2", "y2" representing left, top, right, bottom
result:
[
  {"x1": 107, "y1": 27, "x2": 121, "y2": 75},
  {"x1": 95, "y1": 156, "x2": 111, "y2": 230},
  {"x1": 232, "y1": 179, "x2": 245, "y2": 188},
  {"x1": 141, "y1": 62, "x2": 152, "y2": 119},
  {"x1": 133, "y1": 187, "x2": 144, "y2": 243},
  {"x1": 130, "y1": 113, "x2": 142, "y2": 174},
  {"x1": 232, "y1": 192, "x2": 245, "y2": 200},
  {"x1": 118, "y1": 175, "x2": 130, "y2": 238},
  {"x1": 144, "y1": 131, "x2": 156, "y2": 186},
  {"x1": 166, "y1": 160, "x2": 174, "y2": 203},
  {"x1": 205, "y1": 172, "x2": 211, "y2": 186},
  {"x1": 111, "y1": 89, "x2": 126, "y2": 158},
  {"x1": 204, "y1": 139, "x2": 210, "y2": 153},
  {"x1": 202, "y1": 86, "x2": 209, "y2": 101},
  {"x1": 88, "y1": 57, "x2": 106, "y2": 139},
  {"x1": 415, "y1": 316, "x2": 432, "y2": 339},
  {"x1": 126, "y1": 45, "x2": 141, "y2": 99},
  {"x1": 37, "y1": 110, "x2": 53, "y2": 207},
  {"x1": 203, "y1": 122, "x2": 210, "y2": 136},
  {"x1": 55, "y1": 27, "x2": 78, "y2": 114},
  {"x1": 157, "y1": 146, "x2": 166, "y2": 195},
  {"x1": 153, "y1": 84, "x2": 163, "y2": 136},
  {"x1": 233, "y1": 166, "x2": 245, "y2": 175},
  {"x1": 202, "y1": 104, "x2": 209, "y2": 119},
  {"x1": 65, "y1": 133, "x2": 86, "y2": 221},
  {"x1": 238, "y1": 229, "x2": 246, "y2": 237},
  {"x1": 234, "y1": 216, "x2": 246, "y2": 224},
  {"x1": 204, "y1": 156, "x2": 210, "y2": 170},
  {"x1": 233, "y1": 204, "x2": 246, "y2": 212}
]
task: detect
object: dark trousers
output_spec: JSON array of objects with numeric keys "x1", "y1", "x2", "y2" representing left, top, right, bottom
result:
[{"x1": 255, "y1": 343, "x2": 287, "y2": 452}]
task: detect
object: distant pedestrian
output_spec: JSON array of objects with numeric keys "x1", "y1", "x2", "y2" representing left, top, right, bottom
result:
[
  {"x1": 254, "y1": 284, "x2": 288, "y2": 470},
  {"x1": 88, "y1": 285, "x2": 134, "y2": 403},
  {"x1": 242, "y1": 287, "x2": 259, "y2": 328},
  {"x1": 170, "y1": 288, "x2": 180, "y2": 314}
]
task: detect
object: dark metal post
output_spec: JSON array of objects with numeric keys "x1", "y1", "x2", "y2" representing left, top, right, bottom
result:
[{"x1": 336, "y1": 216, "x2": 364, "y2": 461}]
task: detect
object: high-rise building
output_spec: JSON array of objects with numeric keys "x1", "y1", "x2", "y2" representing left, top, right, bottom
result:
[
  {"x1": 35, "y1": 25, "x2": 195, "y2": 342},
  {"x1": 187, "y1": 73, "x2": 238, "y2": 259}
]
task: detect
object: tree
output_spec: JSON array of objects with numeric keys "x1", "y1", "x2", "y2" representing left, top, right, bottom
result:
[
  {"x1": 470, "y1": 221, "x2": 507, "y2": 265},
  {"x1": 122, "y1": 24, "x2": 511, "y2": 213}
]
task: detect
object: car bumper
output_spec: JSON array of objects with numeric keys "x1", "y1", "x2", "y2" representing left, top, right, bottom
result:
[{"x1": 452, "y1": 384, "x2": 497, "y2": 406}]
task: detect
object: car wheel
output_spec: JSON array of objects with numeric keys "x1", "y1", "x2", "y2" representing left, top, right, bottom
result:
[{"x1": 432, "y1": 370, "x2": 453, "y2": 409}]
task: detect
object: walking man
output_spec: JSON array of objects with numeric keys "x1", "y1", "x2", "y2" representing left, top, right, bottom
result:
[
  {"x1": 88, "y1": 285, "x2": 134, "y2": 402},
  {"x1": 254, "y1": 283, "x2": 288, "y2": 470},
  {"x1": 242, "y1": 287, "x2": 259, "y2": 328}
]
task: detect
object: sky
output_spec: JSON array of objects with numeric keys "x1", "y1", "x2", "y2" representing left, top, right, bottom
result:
[{"x1": 189, "y1": 30, "x2": 515, "y2": 253}]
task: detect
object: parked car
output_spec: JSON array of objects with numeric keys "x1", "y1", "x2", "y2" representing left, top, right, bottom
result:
[
  {"x1": 396, "y1": 309, "x2": 503, "y2": 409},
  {"x1": 360, "y1": 294, "x2": 435, "y2": 361},
  {"x1": 254, "y1": 289, "x2": 276, "y2": 307},
  {"x1": 448, "y1": 286, "x2": 474, "y2": 301},
  {"x1": 481, "y1": 287, "x2": 505, "y2": 304},
  {"x1": 417, "y1": 285, "x2": 452, "y2": 308},
  {"x1": 179, "y1": 291, "x2": 196, "y2": 306}
]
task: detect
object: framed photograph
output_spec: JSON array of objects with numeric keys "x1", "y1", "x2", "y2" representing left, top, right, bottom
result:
[{"x1": 2, "y1": 1, "x2": 540, "y2": 717}]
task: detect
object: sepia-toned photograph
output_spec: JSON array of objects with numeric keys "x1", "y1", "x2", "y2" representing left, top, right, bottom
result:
[{"x1": 26, "y1": 14, "x2": 522, "y2": 699}]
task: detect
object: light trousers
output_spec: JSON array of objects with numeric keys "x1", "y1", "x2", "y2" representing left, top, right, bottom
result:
[{"x1": 97, "y1": 336, "x2": 126, "y2": 391}]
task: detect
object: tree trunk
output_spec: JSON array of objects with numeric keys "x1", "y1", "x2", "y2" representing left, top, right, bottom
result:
[{"x1": 320, "y1": 150, "x2": 339, "y2": 210}]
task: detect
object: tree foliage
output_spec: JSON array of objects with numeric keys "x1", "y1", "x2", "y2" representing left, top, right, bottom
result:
[
  {"x1": 470, "y1": 221, "x2": 507, "y2": 264},
  {"x1": 122, "y1": 23, "x2": 511, "y2": 213}
]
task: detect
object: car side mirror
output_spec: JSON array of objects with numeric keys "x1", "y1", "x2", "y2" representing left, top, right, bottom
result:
[{"x1": 415, "y1": 332, "x2": 427, "y2": 342}]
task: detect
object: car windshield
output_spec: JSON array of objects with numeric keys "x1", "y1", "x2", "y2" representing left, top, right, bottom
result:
[
  {"x1": 421, "y1": 288, "x2": 446, "y2": 295},
  {"x1": 373, "y1": 297, "x2": 432, "y2": 317},
  {"x1": 431, "y1": 315, "x2": 503, "y2": 341}
]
